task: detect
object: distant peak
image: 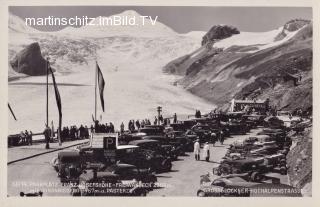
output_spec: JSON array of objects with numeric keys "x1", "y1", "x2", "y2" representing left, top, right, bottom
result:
[{"x1": 283, "y1": 19, "x2": 311, "y2": 32}]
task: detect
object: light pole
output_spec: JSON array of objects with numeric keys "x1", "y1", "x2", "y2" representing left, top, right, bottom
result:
[{"x1": 157, "y1": 106, "x2": 162, "y2": 125}]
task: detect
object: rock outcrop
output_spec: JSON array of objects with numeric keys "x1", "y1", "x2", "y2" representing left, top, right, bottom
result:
[
  {"x1": 10, "y1": 42, "x2": 49, "y2": 76},
  {"x1": 201, "y1": 25, "x2": 240, "y2": 45}
]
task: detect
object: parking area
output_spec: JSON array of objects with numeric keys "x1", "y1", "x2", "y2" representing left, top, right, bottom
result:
[{"x1": 8, "y1": 128, "x2": 289, "y2": 197}]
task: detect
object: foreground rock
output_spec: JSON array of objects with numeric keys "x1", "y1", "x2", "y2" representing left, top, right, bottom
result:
[{"x1": 10, "y1": 42, "x2": 48, "y2": 76}]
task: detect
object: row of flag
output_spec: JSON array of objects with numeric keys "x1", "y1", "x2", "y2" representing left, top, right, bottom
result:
[{"x1": 9, "y1": 61, "x2": 105, "y2": 132}]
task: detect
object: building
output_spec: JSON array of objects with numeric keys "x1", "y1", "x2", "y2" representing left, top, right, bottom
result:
[{"x1": 229, "y1": 98, "x2": 269, "y2": 113}]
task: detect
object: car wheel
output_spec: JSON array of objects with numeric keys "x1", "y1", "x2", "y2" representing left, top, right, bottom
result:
[
  {"x1": 280, "y1": 167, "x2": 287, "y2": 175},
  {"x1": 197, "y1": 190, "x2": 206, "y2": 197},
  {"x1": 164, "y1": 161, "x2": 172, "y2": 171},
  {"x1": 251, "y1": 172, "x2": 263, "y2": 182},
  {"x1": 134, "y1": 189, "x2": 147, "y2": 197},
  {"x1": 219, "y1": 164, "x2": 232, "y2": 175}
]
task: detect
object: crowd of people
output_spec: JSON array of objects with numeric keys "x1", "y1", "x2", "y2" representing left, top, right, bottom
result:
[
  {"x1": 61, "y1": 125, "x2": 90, "y2": 141},
  {"x1": 19, "y1": 130, "x2": 33, "y2": 145}
]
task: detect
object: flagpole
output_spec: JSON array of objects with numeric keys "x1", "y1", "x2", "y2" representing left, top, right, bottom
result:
[
  {"x1": 46, "y1": 57, "x2": 49, "y2": 127},
  {"x1": 95, "y1": 61, "x2": 97, "y2": 121}
]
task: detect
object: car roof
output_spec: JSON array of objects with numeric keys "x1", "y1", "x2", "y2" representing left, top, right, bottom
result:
[
  {"x1": 116, "y1": 145, "x2": 139, "y2": 150},
  {"x1": 129, "y1": 139, "x2": 159, "y2": 145},
  {"x1": 80, "y1": 170, "x2": 120, "y2": 180},
  {"x1": 58, "y1": 151, "x2": 80, "y2": 157},
  {"x1": 142, "y1": 135, "x2": 166, "y2": 139}
]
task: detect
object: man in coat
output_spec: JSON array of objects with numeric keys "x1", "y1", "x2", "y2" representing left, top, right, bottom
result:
[
  {"x1": 194, "y1": 139, "x2": 200, "y2": 161},
  {"x1": 203, "y1": 142, "x2": 210, "y2": 162}
]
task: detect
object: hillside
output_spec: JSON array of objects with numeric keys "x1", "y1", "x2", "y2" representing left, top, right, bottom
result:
[{"x1": 164, "y1": 20, "x2": 312, "y2": 112}]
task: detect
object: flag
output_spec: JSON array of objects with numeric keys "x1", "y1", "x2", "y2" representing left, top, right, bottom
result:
[
  {"x1": 96, "y1": 63, "x2": 105, "y2": 112},
  {"x1": 48, "y1": 63, "x2": 62, "y2": 145},
  {"x1": 48, "y1": 64, "x2": 62, "y2": 120},
  {"x1": 8, "y1": 103, "x2": 17, "y2": 121}
]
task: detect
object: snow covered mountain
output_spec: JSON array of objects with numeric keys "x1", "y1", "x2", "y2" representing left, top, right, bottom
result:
[
  {"x1": 59, "y1": 10, "x2": 177, "y2": 37},
  {"x1": 9, "y1": 13, "x2": 39, "y2": 33},
  {"x1": 164, "y1": 20, "x2": 312, "y2": 112},
  {"x1": 8, "y1": 10, "x2": 203, "y2": 76},
  {"x1": 8, "y1": 10, "x2": 212, "y2": 134}
]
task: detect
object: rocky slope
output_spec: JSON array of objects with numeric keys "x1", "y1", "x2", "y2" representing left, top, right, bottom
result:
[
  {"x1": 164, "y1": 20, "x2": 312, "y2": 112},
  {"x1": 10, "y1": 42, "x2": 49, "y2": 76}
]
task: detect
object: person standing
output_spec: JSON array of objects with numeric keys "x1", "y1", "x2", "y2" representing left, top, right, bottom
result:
[
  {"x1": 219, "y1": 130, "x2": 225, "y2": 145},
  {"x1": 29, "y1": 131, "x2": 33, "y2": 145},
  {"x1": 173, "y1": 113, "x2": 177, "y2": 123},
  {"x1": 203, "y1": 142, "x2": 210, "y2": 162},
  {"x1": 194, "y1": 139, "x2": 200, "y2": 161},
  {"x1": 44, "y1": 125, "x2": 51, "y2": 149},
  {"x1": 20, "y1": 131, "x2": 26, "y2": 145},
  {"x1": 135, "y1": 120, "x2": 140, "y2": 130},
  {"x1": 211, "y1": 131, "x2": 217, "y2": 146},
  {"x1": 109, "y1": 122, "x2": 115, "y2": 133},
  {"x1": 120, "y1": 122, "x2": 125, "y2": 134}
]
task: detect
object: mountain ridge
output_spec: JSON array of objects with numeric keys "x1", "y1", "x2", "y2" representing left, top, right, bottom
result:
[{"x1": 163, "y1": 20, "x2": 312, "y2": 112}]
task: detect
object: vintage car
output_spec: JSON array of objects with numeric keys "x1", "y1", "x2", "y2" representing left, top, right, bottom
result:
[
  {"x1": 257, "y1": 129, "x2": 291, "y2": 149},
  {"x1": 52, "y1": 151, "x2": 84, "y2": 183},
  {"x1": 189, "y1": 124, "x2": 214, "y2": 143},
  {"x1": 215, "y1": 153, "x2": 287, "y2": 178},
  {"x1": 169, "y1": 123, "x2": 188, "y2": 132},
  {"x1": 8, "y1": 134, "x2": 22, "y2": 147},
  {"x1": 197, "y1": 176, "x2": 301, "y2": 197},
  {"x1": 71, "y1": 172, "x2": 147, "y2": 196},
  {"x1": 242, "y1": 115, "x2": 266, "y2": 128},
  {"x1": 140, "y1": 125, "x2": 165, "y2": 135},
  {"x1": 139, "y1": 127, "x2": 164, "y2": 136},
  {"x1": 103, "y1": 163, "x2": 157, "y2": 185},
  {"x1": 118, "y1": 132, "x2": 146, "y2": 145},
  {"x1": 197, "y1": 176, "x2": 258, "y2": 197},
  {"x1": 226, "y1": 120, "x2": 248, "y2": 135},
  {"x1": 165, "y1": 131, "x2": 194, "y2": 152},
  {"x1": 128, "y1": 139, "x2": 176, "y2": 160},
  {"x1": 116, "y1": 144, "x2": 172, "y2": 173},
  {"x1": 141, "y1": 135, "x2": 182, "y2": 158}
]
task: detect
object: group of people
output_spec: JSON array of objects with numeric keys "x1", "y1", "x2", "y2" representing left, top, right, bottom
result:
[
  {"x1": 94, "y1": 121, "x2": 115, "y2": 133},
  {"x1": 127, "y1": 119, "x2": 152, "y2": 133},
  {"x1": 19, "y1": 130, "x2": 33, "y2": 145},
  {"x1": 193, "y1": 139, "x2": 210, "y2": 162},
  {"x1": 195, "y1": 110, "x2": 202, "y2": 118},
  {"x1": 61, "y1": 125, "x2": 90, "y2": 141}
]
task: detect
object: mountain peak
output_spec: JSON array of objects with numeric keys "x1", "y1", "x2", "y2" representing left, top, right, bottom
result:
[
  {"x1": 116, "y1": 10, "x2": 142, "y2": 17},
  {"x1": 201, "y1": 25, "x2": 240, "y2": 45},
  {"x1": 283, "y1": 19, "x2": 311, "y2": 32}
]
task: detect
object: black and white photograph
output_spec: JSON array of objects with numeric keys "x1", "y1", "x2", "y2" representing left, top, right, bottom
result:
[{"x1": 3, "y1": 0, "x2": 317, "y2": 201}]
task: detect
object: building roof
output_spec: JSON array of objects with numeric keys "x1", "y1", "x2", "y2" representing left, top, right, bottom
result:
[{"x1": 233, "y1": 99, "x2": 266, "y2": 104}]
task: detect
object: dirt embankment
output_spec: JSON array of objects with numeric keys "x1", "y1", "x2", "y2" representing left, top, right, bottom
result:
[{"x1": 287, "y1": 127, "x2": 312, "y2": 196}]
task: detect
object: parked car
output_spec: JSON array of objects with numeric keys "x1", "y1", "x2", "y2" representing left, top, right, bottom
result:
[
  {"x1": 215, "y1": 154, "x2": 287, "y2": 178},
  {"x1": 139, "y1": 127, "x2": 164, "y2": 136},
  {"x1": 197, "y1": 176, "x2": 301, "y2": 197},
  {"x1": 71, "y1": 165, "x2": 152, "y2": 197},
  {"x1": 52, "y1": 151, "x2": 84, "y2": 183},
  {"x1": 197, "y1": 176, "x2": 257, "y2": 197},
  {"x1": 128, "y1": 139, "x2": 176, "y2": 160},
  {"x1": 141, "y1": 136, "x2": 181, "y2": 158},
  {"x1": 116, "y1": 144, "x2": 172, "y2": 173}
]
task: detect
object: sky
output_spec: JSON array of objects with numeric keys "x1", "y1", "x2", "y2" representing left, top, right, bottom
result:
[{"x1": 9, "y1": 6, "x2": 312, "y2": 33}]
